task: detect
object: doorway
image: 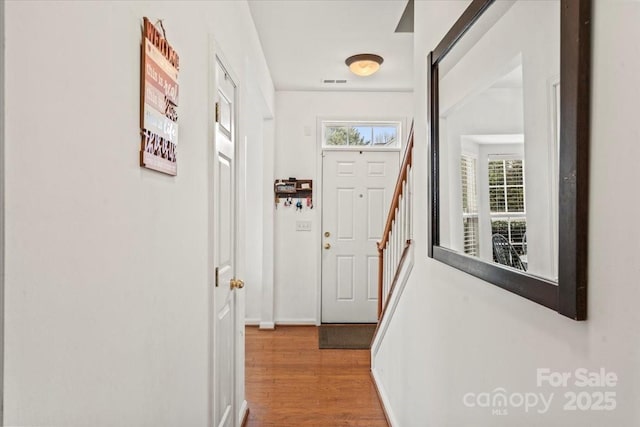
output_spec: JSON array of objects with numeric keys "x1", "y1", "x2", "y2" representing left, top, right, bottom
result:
[{"x1": 321, "y1": 150, "x2": 399, "y2": 323}]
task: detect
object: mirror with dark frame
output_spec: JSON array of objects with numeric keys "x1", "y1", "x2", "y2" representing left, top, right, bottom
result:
[{"x1": 428, "y1": 0, "x2": 590, "y2": 320}]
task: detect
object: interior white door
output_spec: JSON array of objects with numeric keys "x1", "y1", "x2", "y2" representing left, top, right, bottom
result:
[
  {"x1": 212, "y1": 59, "x2": 239, "y2": 427},
  {"x1": 321, "y1": 150, "x2": 400, "y2": 323}
]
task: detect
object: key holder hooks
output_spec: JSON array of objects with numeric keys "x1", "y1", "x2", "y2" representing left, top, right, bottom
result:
[{"x1": 274, "y1": 178, "x2": 313, "y2": 210}]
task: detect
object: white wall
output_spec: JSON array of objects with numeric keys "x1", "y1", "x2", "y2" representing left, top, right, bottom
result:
[
  {"x1": 270, "y1": 91, "x2": 412, "y2": 324},
  {"x1": 374, "y1": 1, "x2": 640, "y2": 425},
  {"x1": 259, "y1": 118, "x2": 276, "y2": 329},
  {"x1": 4, "y1": 1, "x2": 273, "y2": 426},
  {"x1": 241, "y1": 51, "x2": 276, "y2": 329},
  {"x1": 243, "y1": 94, "x2": 265, "y2": 326},
  {"x1": 0, "y1": 0, "x2": 5, "y2": 421}
]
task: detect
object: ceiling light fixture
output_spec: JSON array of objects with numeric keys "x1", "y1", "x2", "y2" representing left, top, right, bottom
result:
[{"x1": 345, "y1": 54, "x2": 384, "y2": 77}]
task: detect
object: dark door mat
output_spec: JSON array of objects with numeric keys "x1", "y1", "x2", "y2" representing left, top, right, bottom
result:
[{"x1": 318, "y1": 323, "x2": 377, "y2": 349}]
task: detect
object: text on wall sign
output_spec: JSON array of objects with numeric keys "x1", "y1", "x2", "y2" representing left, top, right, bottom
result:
[{"x1": 140, "y1": 17, "x2": 180, "y2": 176}]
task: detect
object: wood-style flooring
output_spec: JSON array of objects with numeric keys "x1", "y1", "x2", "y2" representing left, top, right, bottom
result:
[{"x1": 244, "y1": 326, "x2": 388, "y2": 427}]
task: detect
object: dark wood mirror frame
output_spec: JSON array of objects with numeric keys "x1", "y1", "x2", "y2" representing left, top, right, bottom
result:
[{"x1": 428, "y1": 0, "x2": 591, "y2": 320}]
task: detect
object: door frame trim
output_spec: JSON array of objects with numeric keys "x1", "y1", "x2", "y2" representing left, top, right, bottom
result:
[
  {"x1": 315, "y1": 116, "x2": 408, "y2": 324},
  {"x1": 0, "y1": 0, "x2": 5, "y2": 422}
]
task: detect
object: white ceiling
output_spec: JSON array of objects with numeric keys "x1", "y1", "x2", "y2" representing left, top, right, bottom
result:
[{"x1": 248, "y1": 0, "x2": 414, "y2": 92}]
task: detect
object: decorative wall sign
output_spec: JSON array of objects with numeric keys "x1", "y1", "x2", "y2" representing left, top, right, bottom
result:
[{"x1": 140, "y1": 17, "x2": 180, "y2": 176}]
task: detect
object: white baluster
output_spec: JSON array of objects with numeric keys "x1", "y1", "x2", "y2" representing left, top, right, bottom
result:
[
  {"x1": 392, "y1": 218, "x2": 397, "y2": 280},
  {"x1": 401, "y1": 184, "x2": 406, "y2": 247},
  {"x1": 390, "y1": 226, "x2": 395, "y2": 287},
  {"x1": 385, "y1": 238, "x2": 390, "y2": 297},
  {"x1": 398, "y1": 193, "x2": 404, "y2": 254},
  {"x1": 407, "y1": 166, "x2": 412, "y2": 240},
  {"x1": 381, "y1": 248, "x2": 386, "y2": 307},
  {"x1": 396, "y1": 208, "x2": 400, "y2": 260},
  {"x1": 402, "y1": 175, "x2": 406, "y2": 246}
]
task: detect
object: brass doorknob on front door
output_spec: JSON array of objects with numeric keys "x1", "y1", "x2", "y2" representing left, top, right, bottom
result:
[
  {"x1": 230, "y1": 278, "x2": 245, "y2": 290},
  {"x1": 324, "y1": 243, "x2": 331, "y2": 250}
]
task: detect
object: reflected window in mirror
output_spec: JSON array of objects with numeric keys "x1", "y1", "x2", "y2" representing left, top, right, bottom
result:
[
  {"x1": 428, "y1": 0, "x2": 591, "y2": 319},
  {"x1": 437, "y1": 0, "x2": 559, "y2": 282},
  {"x1": 461, "y1": 154, "x2": 479, "y2": 256}
]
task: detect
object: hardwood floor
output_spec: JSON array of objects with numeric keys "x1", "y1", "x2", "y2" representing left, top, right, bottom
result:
[{"x1": 244, "y1": 326, "x2": 388, "y2": 427}]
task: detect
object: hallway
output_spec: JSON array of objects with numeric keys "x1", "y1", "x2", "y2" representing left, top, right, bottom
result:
[{"x1": 244, "y1": 326, "x2": 388, "y2": 426}]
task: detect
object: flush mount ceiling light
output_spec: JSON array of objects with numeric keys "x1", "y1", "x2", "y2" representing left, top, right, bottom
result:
[{"x1": 345, "y1": 54, "x2": 384, "y2": 77}]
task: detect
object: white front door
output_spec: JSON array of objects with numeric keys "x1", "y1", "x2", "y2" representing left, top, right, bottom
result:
[
  {"x1": 212, "y1": 59, "x2": 239, "y2": 427},
  {"x1": 321, "y1": 150, "x2": 400, "y2": 323}
]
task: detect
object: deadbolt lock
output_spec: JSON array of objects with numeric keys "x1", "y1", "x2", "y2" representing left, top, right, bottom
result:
[{"x1": 324, "y1": 231, "x2": 331, "y2": 237}]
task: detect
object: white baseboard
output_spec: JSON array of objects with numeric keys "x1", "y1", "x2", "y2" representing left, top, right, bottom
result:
[
  {"x1": 274, "y1": 318, "x2": 318, "y2": 325},
  {"x1": 247, "y1": 319, "x2": 318, "y2": 327},
  {"x1": 259, "y1": 321, "x2": 275, "y2": 330},
  {"x1": 371, "y1": 367, "x2": 399, "y2": 427},
  {"x1": 238, "y1": 399, "x2": 248, "y2": 427},
  {"x1": 245, "y1": 318, "x2": 260, "y2": 326}
]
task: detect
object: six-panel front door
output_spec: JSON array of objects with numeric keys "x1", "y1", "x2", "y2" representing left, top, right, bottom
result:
[{"x1": 321, "y1": 150, "x2": 399, "y2": 323}]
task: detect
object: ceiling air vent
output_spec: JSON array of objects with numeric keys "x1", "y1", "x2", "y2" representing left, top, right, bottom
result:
[{"x1": 322, "y1": 79, "x2": 348, "y2": 84}]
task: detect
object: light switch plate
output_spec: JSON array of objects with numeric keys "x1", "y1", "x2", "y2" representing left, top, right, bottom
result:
[{"x1": 296, "y1": 220, "x2": 312, "y2": 231}]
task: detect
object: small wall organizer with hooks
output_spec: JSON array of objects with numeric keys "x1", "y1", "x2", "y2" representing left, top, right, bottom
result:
[{"x1": 274, "y1": 178, "x2": 313, "y2": 210}]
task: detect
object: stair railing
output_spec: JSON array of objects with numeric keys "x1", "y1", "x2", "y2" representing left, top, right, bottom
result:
[{"x1": 377, "y1": 126, "x2": 413, "y2": 320}]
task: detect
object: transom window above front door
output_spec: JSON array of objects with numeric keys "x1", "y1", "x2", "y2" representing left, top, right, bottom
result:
[{"x1": 322, "y1": 121, "x2": 401, "y2": 150}]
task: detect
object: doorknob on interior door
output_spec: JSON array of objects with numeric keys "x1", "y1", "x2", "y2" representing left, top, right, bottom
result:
[
  {"x1": 324, "y1": 243, "x2": 331, "y2": 250},
  {"x1": 230, "y1": 278, "x2": 245, "y2": 290}
]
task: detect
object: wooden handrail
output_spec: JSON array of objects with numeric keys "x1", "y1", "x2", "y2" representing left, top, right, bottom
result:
[{"x1": 377, "y1": 126, "x2": 414, "y2": 252}]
